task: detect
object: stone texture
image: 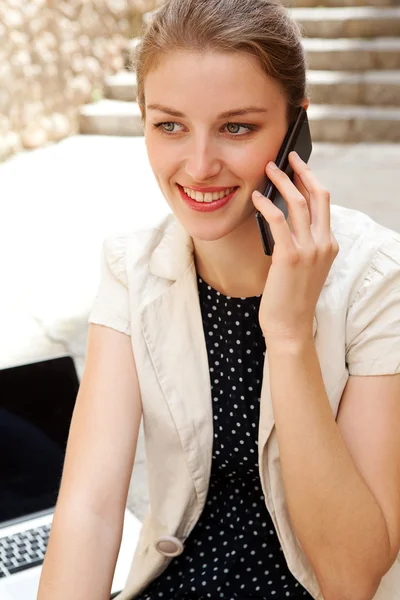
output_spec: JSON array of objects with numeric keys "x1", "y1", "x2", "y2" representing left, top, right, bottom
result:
[
  {"x1": 290, "y1": 7, "x2": 400, "y2": 38},
  {"x1": 0, "y1": 0, "x2": 161, "y2": 162},
  {"x1": 20, "y1": 125, "x2": 48, "y2": 149},
  {"x1": 104, "y1": 71, "x2": 138, "y2": 101},
  {"x1": 308, "y1": 104, "x2": 400, "y2": 142},
  {"x1": 304, "y1": 38, "x2": 400, "y2": 71},
  {"x1": 0, "y1": 128, "x2": 21, "y2": 162},
  {"x1": 79, "y1": 99, "x2": 144, "y2": 136},
  {"x1": 307, "y1": 70, "x2": 400, "y2": 106}
]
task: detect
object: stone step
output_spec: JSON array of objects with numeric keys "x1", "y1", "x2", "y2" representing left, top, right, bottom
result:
[
  {"x1": 304, "y1": 38, "x2": 400, "y2": 71},
  {"x1": 290, "y1": 7, "x2": 400, "y2": 38},
  {"x1": 307, "y1": 70, "x2": 400, "y2": 106},
  {"x1": 79, "y1": 99, "x2": 400, "y2": 143},
  {"x1": 79, "y1": 100, "x2": 143, "y2": 136},
  {"x1": 104, "y1": 72, "x2": 137, "y2": 102},
  {"x1": 308, "y1": 104, "x2": 400, "y2": 142}
]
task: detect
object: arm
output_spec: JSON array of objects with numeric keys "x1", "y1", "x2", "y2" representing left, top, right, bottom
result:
[
  {"x1": 37, "y1": 323, "x2": 142, "y2": 600},
  {"x1": 266, "y1": 337, "x2": 400, "y2": 600},
  {"x1": 252, "y1": 148, "x2": 400, "y2": 600}
]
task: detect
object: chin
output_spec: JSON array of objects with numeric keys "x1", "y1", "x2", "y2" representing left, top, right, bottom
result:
[
  {"x1": 164, "y1": 186, "x2": 256, "y2": 242},
  {"x1": 178, "y1": 214, "x2": 248, "y2": 243}
]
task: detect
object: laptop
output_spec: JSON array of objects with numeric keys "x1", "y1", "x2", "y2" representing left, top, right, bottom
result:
[{"x1": 0, "y1": 355, "x2": 142, "y2": 600}]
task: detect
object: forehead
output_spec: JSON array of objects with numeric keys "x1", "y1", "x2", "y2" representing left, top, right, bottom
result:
[{"x1": 144, "y1": 51, "x2": 285, "y2": 116}]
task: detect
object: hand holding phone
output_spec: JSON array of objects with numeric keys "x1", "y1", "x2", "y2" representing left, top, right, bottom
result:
[{"x1": 255, "y1": 107, "x2": 312, "y2": 256}]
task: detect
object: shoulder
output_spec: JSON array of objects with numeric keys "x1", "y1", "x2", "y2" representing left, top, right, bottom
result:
[
  {"x1": 331, "y1": 207, "x2": 400, "y2": 376},
  {"x1": 329, "y1": 205, "x2": 400, "y2": 298},
  {"x1": 102, "y1": 213, "x2": 177, "y2": 283},
  {"x1": 330, "y1": 204, "x2": 400, "y2": 251}
]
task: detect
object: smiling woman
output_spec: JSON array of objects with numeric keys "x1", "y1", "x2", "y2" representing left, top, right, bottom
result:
[
  {"x1": 37, "y1": 1, "x2": 400, "y2": 600},
  {"x1": 109, "y1": 1, "x2": 399, "y2": 599}
]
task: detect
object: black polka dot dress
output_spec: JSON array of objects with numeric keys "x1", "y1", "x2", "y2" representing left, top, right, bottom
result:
[{"x1": 134, "y1": 274, "x2": 313, "y2": 599}]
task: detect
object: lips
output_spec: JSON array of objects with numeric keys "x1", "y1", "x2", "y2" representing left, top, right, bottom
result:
[{"x1": 178, "y1": 184, "x2": 238, "y2": 213}]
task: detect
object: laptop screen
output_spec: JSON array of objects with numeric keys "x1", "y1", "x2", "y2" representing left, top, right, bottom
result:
[{"x1": 0, "y1": 356, "x2": 79, "y2": 524}]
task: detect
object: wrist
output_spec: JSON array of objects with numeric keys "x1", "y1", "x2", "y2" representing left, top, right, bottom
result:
[{"x1": 263, "y1": 328, "x2": 315, "y2": 354}]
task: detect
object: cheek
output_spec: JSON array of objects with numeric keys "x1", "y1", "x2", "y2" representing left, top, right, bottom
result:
[
  {"x1": 248, "y1": 130, "x2": 288, "y2": 187},
  {"x1": 236, "y1": 144, "x2": 276, "y2": 188},
  {"x1": 145, "y1": 131, "x2": 181, "y2": 176},
  {"x1": 223, "y1": 144, "x2": 264, "y2": 181},
  {"x1": 145, "y1": 138, "x2": 169, "y2": 175},
  {"x1": 246, "y1": 127, "x2": 287, "y2": 169}
]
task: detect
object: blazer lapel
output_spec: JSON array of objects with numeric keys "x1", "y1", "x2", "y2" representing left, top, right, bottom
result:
[{"x1": 141, "y1": 216, "x2": 213, "y2": 510}]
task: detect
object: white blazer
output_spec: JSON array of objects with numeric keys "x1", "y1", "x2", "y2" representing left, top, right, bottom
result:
[{"x1": 89, "y1": 204, "x2": 400, "y2": 600}]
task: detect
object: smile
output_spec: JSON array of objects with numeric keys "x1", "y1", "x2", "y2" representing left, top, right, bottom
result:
[
  {"x1": 178, "y1": 185, "x2": 238, "y2": 213},
  {"x1": 182, "y1": 186, "x2": 237, "y2": 203}
]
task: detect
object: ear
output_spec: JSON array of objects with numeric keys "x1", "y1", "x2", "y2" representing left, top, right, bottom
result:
[{"x1": 302, "y1": 97, "x2": 310, "y2": 111}]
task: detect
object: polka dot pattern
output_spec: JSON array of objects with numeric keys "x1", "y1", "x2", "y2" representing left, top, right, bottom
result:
[{"x1": 133, "y1": 275, "x2": 313, "y2": 599}]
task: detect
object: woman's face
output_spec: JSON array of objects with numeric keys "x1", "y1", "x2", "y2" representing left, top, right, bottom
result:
[{"x1": 143, "y1": 51, "x2": 291, "y2": 242}]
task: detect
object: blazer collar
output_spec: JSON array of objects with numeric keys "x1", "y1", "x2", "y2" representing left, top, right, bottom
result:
[
  {"x1": 149, "y1": 214, "x2": 194, "y2": 281},
  {"x1": 149, "y1": 212, "x2": 334, "y2": 287}
]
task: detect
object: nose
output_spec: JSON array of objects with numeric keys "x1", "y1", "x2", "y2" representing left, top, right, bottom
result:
[{"x1": 184, "y1": 137, "x2": 222, "y2": 183}]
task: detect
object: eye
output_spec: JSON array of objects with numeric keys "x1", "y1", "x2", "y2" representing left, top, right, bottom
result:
[
  {"x1": 152, "y1": 121, "x2": 257, "y2": 136},
  {"x1": 225, "y1": 123, "x2": 255, "y2": 135},
  {"x1": 152, "y1": 122, "x2": 183, "y2": 134}
]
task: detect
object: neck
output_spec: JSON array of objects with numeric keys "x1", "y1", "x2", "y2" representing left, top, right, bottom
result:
[{"x1": 193, "y1": 213, "x2": 272, "y2": 298}]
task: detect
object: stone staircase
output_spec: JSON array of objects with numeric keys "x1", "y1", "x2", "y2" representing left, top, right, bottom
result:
[{"x1": 79, "y1": 0, "x2": 400, "y2": 142}]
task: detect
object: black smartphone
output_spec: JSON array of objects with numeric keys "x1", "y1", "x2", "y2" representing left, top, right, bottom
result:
[{"x1": 255, "y1": 106, "x2": 312, "y2": 256}]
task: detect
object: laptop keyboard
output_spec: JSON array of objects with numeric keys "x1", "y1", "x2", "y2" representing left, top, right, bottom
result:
[{"x1": 0, "y1": 524, "x2": 50, "y2": 578}]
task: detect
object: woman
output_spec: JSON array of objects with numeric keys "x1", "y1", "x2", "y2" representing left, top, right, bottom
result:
[{"x1": 38, "y1": 1, "x2": 400, "y2": 599}]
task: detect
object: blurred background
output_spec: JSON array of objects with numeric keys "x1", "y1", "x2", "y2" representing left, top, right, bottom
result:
[{"x1": 1, "y1": 0, "x2": 399, "y2": 521}]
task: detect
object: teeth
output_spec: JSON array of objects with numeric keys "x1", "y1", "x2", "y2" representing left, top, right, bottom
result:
[{"x1": 183, "y1": 187, "x2": 235, "y2": 203}]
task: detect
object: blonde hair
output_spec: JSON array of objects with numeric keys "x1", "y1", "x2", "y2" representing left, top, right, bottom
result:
[{"x1": 133, "y1": 0, "x2": 308, "y2": 124}]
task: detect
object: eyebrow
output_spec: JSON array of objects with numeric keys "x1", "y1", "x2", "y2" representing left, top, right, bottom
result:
[{"x1": 147, "y1": 104, "x2": 268, "y2": 119}]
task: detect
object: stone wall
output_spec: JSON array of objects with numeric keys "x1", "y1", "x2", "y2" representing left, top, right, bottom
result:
[{"x1": 0, "y1": 0, "x2": 160, "y2": 162}]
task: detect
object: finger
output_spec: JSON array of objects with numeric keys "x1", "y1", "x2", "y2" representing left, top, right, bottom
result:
[
  {"x1": 288, "y1": 152, "x2": 331, "y2": 239},
  {"x1": 266, "y1": 161, "x2": 313, "y2": 248},
  {"x1": 293, "y1": 172, "x2": 311, "y2": 220},
  {"x1": 252, "y1": 191, "x2": 296, "y2": 257}
]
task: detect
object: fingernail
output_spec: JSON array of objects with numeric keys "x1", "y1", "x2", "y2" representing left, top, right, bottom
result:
[
  {"x1": 253, "y1": 190, "x2": 264, "y2": 199},
  {"x1": 268, "y1": 161, "x2": 278, "y2": 170}
]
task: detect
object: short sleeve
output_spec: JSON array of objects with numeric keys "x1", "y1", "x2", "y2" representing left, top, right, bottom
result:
[
  {"x1": 345, "y1": 235, "x2": 400, "y2": 376},
  {"x1": 88, "y1": 234, "x2": 131, "y2": 336}
]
